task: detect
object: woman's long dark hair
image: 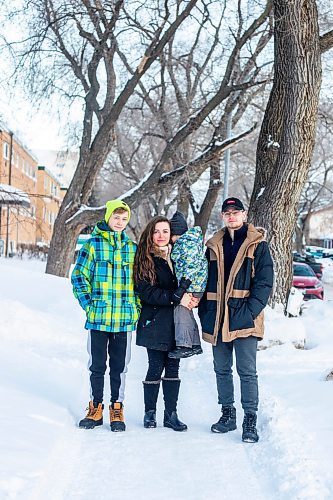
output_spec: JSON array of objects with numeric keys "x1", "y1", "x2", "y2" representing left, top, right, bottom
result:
[{"x1": 133, "y1": 216, "x2": 170, "y2": 285}]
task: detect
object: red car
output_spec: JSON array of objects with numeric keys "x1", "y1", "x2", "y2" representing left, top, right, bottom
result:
[{"x1": 292, "y1": 262, "x2": 324, "y2": 300}]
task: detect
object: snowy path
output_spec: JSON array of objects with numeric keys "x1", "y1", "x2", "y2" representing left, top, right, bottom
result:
[
  {"x1": 1, "y1": 260, "x2": 333, "y2": 500},
  {"x1": 26, "y1": 345, "x2": 275, "y2": 500}
]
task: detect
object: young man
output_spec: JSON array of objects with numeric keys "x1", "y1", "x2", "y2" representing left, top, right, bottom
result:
[
  {"x1": 198, "y1": 197, "x2": 274, "y2": 442},
  {"x1": 71, "y1": 199, "x2": 140, "y2": 432}
]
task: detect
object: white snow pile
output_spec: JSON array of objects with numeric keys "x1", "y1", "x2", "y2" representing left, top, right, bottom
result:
[
  {"x1": 321, "y1": 258, "x2": 333, "y2": 285},
  {"x1": 0, "y1": 258, "x2": 333, "y2": 500}
]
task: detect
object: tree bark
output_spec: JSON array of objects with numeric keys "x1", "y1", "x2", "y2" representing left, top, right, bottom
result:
[{"x1": 249, "y1": 0, "x2": 322, "y2": 305}]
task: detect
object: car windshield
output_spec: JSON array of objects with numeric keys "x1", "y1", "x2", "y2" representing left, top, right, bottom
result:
[{"x1": 293, "y1": 264, "x2": 315, "y2": 277}]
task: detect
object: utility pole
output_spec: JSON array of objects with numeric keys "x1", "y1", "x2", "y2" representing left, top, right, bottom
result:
[
  {"x1": 5, "y1": 131, "x2": 13, "y2": 258},
  {"x1": 223, "y1": 112, "x2": 233, "y2": 201}
]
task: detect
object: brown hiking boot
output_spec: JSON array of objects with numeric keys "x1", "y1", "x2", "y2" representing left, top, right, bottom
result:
[
  {"x1": 79, "y1": 401, "x2": 103, "y2": 429},
  {"x1": 109, "y1": 402, "x2": 126, "y2": 432}
]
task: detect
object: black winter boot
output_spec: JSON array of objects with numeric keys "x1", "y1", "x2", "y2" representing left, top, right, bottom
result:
[
  {"x1": 144, "y1": 410, "x2": 157, "y2": 428},
  {"x1": 143, "y1": 380, "x2": 160, "y2": 428},
  {"x1": 242, "y1": 412, "x2": 259, "y2": 443},
  {"x1": 162, "y1": 377, "x2": 180, "y2": 412},
  {"x1": 143, "y1": 380, "x2": 160, "y2": 412},
  {"x1": 162, "y1": 378, "x2": 187, "y2": 431},
  {"x1": 211, "y1": 406, "x2": 237, "y2": 433},
  {"x1": 163, "y1": 410, "x2": 187, "y2": 432}
]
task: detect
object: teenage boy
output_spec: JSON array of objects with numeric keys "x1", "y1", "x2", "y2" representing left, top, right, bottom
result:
[{"x1": 71, "y1": 199, "x2": 140, "y2": 432}]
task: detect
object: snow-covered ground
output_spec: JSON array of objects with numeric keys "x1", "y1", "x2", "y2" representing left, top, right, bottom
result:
[{"x1": 1, "y1": 258, "x2": 333, "y2": 500}]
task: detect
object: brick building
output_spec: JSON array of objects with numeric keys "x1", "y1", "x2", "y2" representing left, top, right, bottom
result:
[
  {"x1": 0, "y1": 124, "x2": 65, "y2": 257},
  {"x1": 35, "y1": 166, "x2": 66, "y2": 245}
]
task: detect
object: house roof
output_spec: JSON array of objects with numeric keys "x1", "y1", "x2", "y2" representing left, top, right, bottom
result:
[
  {"x1": 0, "y1": 121, "x2": 39, "y2": 163},
  {"x1": 0, "y1": 184, "x2": 31, "y2": 208}
]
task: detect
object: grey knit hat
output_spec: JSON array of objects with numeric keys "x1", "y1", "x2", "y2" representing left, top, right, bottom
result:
[{"x1": 169, "y1": 211, "x2": 188, "y2": 236}]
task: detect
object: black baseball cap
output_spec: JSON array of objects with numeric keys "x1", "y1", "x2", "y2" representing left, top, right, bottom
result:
[{"x1": 221, "y1": 197, "x2": 245, "y2": 212}]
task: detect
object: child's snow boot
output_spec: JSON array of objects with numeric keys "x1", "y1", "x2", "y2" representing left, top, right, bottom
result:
[
  {"x1": 211, "y1": 405, "x2": 237, "y2": 433},
  {"x1": 109, "y1": 402, "x2": 126, "y2": 432},
  {"x1": 192, "y1": 345, "x2": 203, "y2": 355},
  {"x1": 168, "y1": 346, "x2": 195, "y2": 359},
  {"x1": 78, "y1": 401, "x2": 103, "y2": 429}
]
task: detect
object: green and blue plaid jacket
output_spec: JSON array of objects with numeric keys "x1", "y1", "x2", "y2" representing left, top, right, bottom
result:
[{"x1": 71, "y1": 221, "x2": 140, "y2": 333}]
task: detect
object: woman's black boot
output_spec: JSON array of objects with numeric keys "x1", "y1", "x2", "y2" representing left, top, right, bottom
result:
[
  {"x1": 144, "y1": 410, "x2": 157, "y2": 428},
  {"x1": 162, "y1": 378, "x2": 187, "y2": 431},
  {"x1": 163, "y1": 410, "x2": 187, "y2": 431},
  {"x1": 143, "y1": 380, "x2": 160, "y2": 428}
]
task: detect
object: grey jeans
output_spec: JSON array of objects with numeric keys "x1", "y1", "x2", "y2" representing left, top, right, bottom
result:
[
  {"x1": 174, "y1": 292, "x2": 203, "y2": 347},
  {"x1": 212, "y1": 335, "x2": 258, "y2": 413}
]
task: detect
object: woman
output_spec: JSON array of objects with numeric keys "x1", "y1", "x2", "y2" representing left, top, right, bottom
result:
[{"x1": 134, "y1": 216, "x2": 195, "y2": 431}]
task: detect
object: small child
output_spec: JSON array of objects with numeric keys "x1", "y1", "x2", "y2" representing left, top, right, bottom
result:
[
  {"x1": 71, "y1": 199, "x2": 140, "y2": 431},
  {"x1": 168, "y1": 211, "x2": 208, "y2": 359}
]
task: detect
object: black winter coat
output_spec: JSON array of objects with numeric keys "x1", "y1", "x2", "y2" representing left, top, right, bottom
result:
[
  {"x1": 198, "y1": 224, "x2": 274, "y2": 345},
  {"x1": 135, "y1": 255, "x2": 179, "y2": 351}
]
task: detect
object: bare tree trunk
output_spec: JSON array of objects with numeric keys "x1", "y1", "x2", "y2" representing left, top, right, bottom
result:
[{"x1": 249, "y1": 0, "x2": 322, "y2": 305}]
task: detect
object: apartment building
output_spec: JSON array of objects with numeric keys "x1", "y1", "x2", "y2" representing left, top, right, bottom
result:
[
  {"x1": 0, "y1": 124, "x2": 65, "y2": 256},
  {"x1": 35, "y1": 166, "x2": 66, "y2": 245},
  {"x1": 0, "y1": 127, "x2": 38, "y2": 256}
]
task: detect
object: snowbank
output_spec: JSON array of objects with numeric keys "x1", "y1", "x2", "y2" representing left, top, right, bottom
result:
[{"x1": 1, "y1": 259, "x2": 333, "y2": 499}]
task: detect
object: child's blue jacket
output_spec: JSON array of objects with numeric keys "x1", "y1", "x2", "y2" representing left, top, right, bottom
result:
[{"x1": 171, "y1": 226, "x2": 208, "y2": 292}]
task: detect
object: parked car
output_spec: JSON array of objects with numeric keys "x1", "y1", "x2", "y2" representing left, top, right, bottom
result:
[
  {"x1": 293, "y1": 252, "x2": 323, "y2": 279},
  {"x1": 292, "y1": 263, "x2": 324, "y2": 300},
  {"x1": 305, "y1": 246, "x2": 324, "y2": 258}
]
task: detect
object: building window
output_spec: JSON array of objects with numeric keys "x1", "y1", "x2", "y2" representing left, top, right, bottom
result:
[
  {"x1": 3, "y1": 142, "x2": 9, "y2": 160},
  {"x1": 10, "y1": 241, "x2": 16, "y2": 255}
]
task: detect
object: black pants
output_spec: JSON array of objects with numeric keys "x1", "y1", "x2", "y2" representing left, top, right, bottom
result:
[
  {"x1": 143, "y1": 349, "x2": 181, "y2": 412},
  {"x1": 88, "y1": 329, "x2": 132, "y2": 404},
  {"x1": 145, "y1": 348, "x2": 180, "y2": 381}
]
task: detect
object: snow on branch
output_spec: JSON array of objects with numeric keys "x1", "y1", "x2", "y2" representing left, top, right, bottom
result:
[
  {"x1": 65, "y1": 171, "x2": 154, "y2": 226},
  {"x1": 159, "y1": 123, "x2": 257, "y2": 185}
]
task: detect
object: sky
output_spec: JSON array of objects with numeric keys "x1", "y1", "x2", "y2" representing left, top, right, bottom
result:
[{"x1": 0, "y1": 89, "x2": 79, "y2": 152}]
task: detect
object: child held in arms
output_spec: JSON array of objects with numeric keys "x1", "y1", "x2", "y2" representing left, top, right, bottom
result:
[{"x1": 168, "y1": 211, "x2": 208, "y2": 359}]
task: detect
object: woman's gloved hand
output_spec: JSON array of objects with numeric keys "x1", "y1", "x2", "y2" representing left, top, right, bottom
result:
[{"x1": 172, "y1": 277, "x2": 192, "y2": 302}]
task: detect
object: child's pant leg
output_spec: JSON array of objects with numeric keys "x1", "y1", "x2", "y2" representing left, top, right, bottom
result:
[
  {"x1": 108, "y1": 331, "x2": 132, "y2": 403},
  {"x1": 174, "y1": 305, "x2": 200, "y2": 347},
  {"x1": 87, "y1": 329, "x2": 109, "y2": 404}
]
